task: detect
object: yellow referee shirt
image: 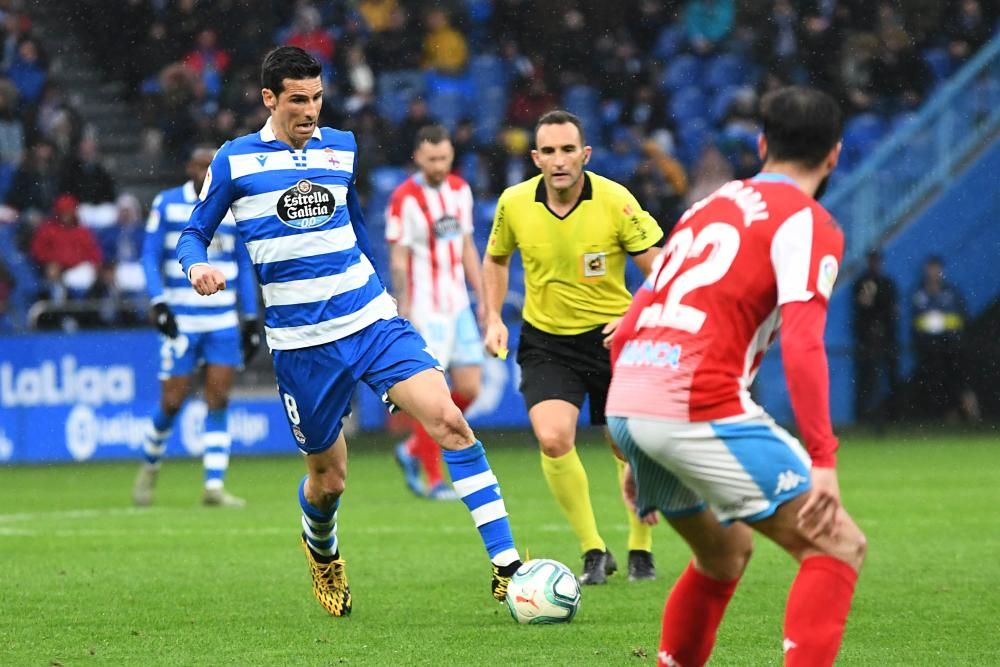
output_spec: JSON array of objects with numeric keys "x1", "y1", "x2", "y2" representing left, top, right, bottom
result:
[{"x1": 487, "y1": 172, "x2": 663, "y2": 335}]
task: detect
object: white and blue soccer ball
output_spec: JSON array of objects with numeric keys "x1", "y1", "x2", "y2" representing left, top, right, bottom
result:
[{"x1": 504, "y1": 559, "x2": 581, "y2": 624}]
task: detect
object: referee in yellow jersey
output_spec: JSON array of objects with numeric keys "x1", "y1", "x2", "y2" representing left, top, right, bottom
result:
[{"x1": 482, "y1": 110, "x2": 664, "y2": 584}]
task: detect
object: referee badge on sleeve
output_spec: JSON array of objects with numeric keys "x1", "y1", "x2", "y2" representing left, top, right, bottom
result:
[{"x1": 582, "y1": 251, "x2": 607, "y2": 279}]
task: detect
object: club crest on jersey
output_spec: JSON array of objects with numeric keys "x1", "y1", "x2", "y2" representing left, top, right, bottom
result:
[
  {"x1": 583, "y1": 251, "x2": 607, "y2": 278},
  {"x1": 292, "y1": 425, "x2": 306, "y2": 445},
  {"x1": 433, "y1": 214, "x2": 461, "y2": 238},
  {"x1": 277, "y1": 179, "x2": 335, "y2": 229}
]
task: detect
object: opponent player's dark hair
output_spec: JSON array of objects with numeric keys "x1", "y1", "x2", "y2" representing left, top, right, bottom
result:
[
  {"x1": 535, "y1": 110, "x2": 586, "y2": 147},
  {"x1": 760, "y1": 86, "x2": 843, "y2": 168},
  {"x1": 414, "y1": 124, "x2": 450, "y2": 150},
  {"x1": 261, "y1": 46, "x2": 322, "y2": 96}
]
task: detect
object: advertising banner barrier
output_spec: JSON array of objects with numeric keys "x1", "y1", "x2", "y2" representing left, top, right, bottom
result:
[{"x1": 0, "y1": 327, "x2": 533, "y2": 464}]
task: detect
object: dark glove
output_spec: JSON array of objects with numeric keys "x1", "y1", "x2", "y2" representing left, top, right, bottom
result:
[
  {"x1": 151, "y1": 302, "x2": 178, "y2": 338},
  {"x1": 241, "y1": 318, "x2": 262, "y2": 364}
]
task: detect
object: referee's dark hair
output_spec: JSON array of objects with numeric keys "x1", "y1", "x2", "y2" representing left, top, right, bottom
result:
[
  {"x1": 760, "y1": 86, "x2": 843, "y2": 168},
  {"x1": 535, "y1": 110, "x2": 586, "y2": 147},
  {"x1": 261, "y1": 46, "x2": 323, "y2": 97},
  {"x1": 414, "y1": 124, "x2": 450, "y2": 151}
]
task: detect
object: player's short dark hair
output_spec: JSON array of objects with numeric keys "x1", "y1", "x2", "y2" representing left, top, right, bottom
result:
[
  {"x1": 535, "y1": 110, "x2": 586, "y2": 147},
  {"x1": 261, "y1": 46, "x2": 322, "y2": 96},
  {"x1": 760, "y1": 86, "x2": 843, "y2": 168},
  {"x1": 415, "y1": 124, "x2": 451, "y2": 150}
]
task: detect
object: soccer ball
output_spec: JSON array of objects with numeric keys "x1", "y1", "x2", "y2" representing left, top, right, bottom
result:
[{"x1": 504, "y1": 559, "x2": 581, "y2": 624}]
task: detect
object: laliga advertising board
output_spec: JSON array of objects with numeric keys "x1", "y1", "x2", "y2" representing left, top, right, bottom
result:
[
  {"x1": 0, "y1": 328, "x2": 532, "y2": 465},
  {"x1": 0, "y1": 331, "x2": 288, "y2": 464}
]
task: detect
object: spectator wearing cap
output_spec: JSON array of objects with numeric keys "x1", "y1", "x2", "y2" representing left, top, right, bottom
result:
[{"x1": 29, "y1": 193, "x2": 102, "y2": 301}]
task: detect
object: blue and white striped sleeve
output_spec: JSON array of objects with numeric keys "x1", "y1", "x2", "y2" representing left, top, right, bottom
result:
[
  {"x1": 234, "y1": 239, "x2": 260, "y2": 318},
  {"x1": 177, "y1": 142, "x2": 236, "y2": 279},
  {"x1": 141, "y1": 193, "x2": 166, "y2": 303}
]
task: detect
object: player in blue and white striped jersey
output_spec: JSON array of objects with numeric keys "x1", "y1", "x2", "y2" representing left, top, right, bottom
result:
[
  {"x1": 132, "y1": 146, "x2": 261, "y2": 509},
  {"x1": 176, "y1": 47, "x2": 521, "y2": 617}
]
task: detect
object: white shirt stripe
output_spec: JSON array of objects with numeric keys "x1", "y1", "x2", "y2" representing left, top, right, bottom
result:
[
  {"x1": 164, "y1": 287, "x2": 237, "y2": 307},
  {"x1": 264, "y1": 291, "x2": 396, "y2": 350},
  {"x1": 771, "y1": 207, "x2": 815, "y2": 305},
  {"x1": 165, "y1": 202, "x2": 195, "y2": 223},
  {"x1": 231, "y1": 184, "x2": 347, "y2": 223},
  {"x1": 470, "y1": 499, "x2": 508, "y2": 527},
  {"x1": 261, "y1": 255, "x2": 375, "y2": 306},
  {"x1": 245, "y1": 224, "x2": 357, "y2": 265},
  {"x1": 453, "y1": 471, "x2": 498, "y2": 498},
  {"x1": 175, "y1": 312, "x2": 239, "y2": 332},
  {"x1": 229, "y1": 150, "x2": 356, "y2": 180}
]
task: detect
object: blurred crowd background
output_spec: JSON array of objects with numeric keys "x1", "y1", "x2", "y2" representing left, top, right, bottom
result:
[{"x1": 0, "y1": 0, "x2": 995, "y2": 424}]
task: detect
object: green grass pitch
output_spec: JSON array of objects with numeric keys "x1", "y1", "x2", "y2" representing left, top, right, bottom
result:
[{"x1": 1, "y1": 431, "x2": 998, "y2": 666}]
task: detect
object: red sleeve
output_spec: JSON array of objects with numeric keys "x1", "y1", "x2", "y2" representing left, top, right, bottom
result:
[
  {"x1": 780, "y1": 298, "x2": 838, "y2": 468},
  {"x1": 30, "y1": 224, "x2": 55, "y2": 264}
]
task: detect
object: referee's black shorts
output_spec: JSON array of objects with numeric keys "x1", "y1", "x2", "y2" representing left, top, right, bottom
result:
[{"x1": 516, "y1": 321, "x2": 611, "y2": 426}]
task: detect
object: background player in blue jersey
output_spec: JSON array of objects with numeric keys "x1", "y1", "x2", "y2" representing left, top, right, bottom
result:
[
  {"x1": 176, "y1": 46, "x2": 521, "y2": 617},
  {"x1": 132, "y1": 146, "x2": 261, "y2": 508}
]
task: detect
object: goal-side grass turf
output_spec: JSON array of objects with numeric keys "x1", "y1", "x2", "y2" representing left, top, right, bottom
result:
[{"x1": 1, "y1": 431, "x2": 998, "y2": 666}]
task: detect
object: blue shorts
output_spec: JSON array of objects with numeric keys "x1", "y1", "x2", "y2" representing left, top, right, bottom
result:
[
  {"x1": 608, "y1": 414, "x2": 813, "y2": 524},
  {"x1": 272, "y1": 316, "x2": 441, "y2": 454},
  {"x1": 158, "y1": 328, "x2": 242, "y2": 379}
]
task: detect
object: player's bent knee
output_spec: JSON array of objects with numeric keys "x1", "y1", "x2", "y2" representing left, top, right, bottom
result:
[{"x1": 535, "y1": 431, "x2": 574, "y2": 458}]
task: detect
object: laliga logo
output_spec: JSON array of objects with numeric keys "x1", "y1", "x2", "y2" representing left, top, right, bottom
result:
[
  {"x1": 0, "y1": 356, "x2": 134, "y2": 407},
  {"x1": 64, "y1": 405, "x2": 149, "y2": 461},
  {"x1": 0, "y1": 428, "x2": 13, "y2": 461}
]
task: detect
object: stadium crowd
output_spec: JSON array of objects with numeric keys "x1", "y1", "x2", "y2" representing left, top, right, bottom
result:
[{"x1": 0, "y1": 0, "x2": 994, "y2": 419}]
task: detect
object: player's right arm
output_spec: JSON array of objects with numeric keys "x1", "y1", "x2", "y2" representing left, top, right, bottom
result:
[
  {"x1": 141, "y1": 193, "x2": 179, "y2": 337},
  {"x1": 385, "y1": 186, "x2": 413, "y2": 319},
  {"x1": 177, "y1": 143, "x2": 234, "y2": 296},
  {"x1": 482, "y1": 192, "x2": 516, "y2": 357}
]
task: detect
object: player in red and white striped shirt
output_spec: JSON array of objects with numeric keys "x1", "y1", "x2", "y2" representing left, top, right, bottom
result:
[
  {"x1": 607, "y1": 87, "x2": 867, "y2": 667},
  {"x1": 386, "y1": 125, "x2": 485, "y2": 499}
]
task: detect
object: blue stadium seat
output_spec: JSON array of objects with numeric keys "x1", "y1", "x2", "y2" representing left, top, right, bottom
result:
[
  {"x1": 653, "y1": 25, "x2": 685, "y2": 62},
  {"x1": 677, "y1": 118, "x2": 712, "y2": 166},
  {"x1": 473, "y1": 199, "x2": 497, "y2": 251},
  {"x1": 458, "y1": 152, "x2": 481, "y2": 190},
  {"x1": 705, "y1": 53, "x2": 745, "y2": 91},
  {"x1": 428, "y1": 89, "x2": 468, "y2": 130},
  {"x1": 376, "y1": 69, "x2": 426, "y2": 123},
  {"x1": 424, "y1": 71, "x2": 474, "y2": 97},
  {"x1": 659, "y1": 54, "x2": 701, "y2": 92},
  {"x1": 842, "y1": 113, "x2": 886, "y2": 165},
  {"x1": 668, "y1": 86, "x2": 706, "y2": 125},
  {"x1": 922, "y1": 47, "x2": 954, "y2": 83},
  {"x1": 369, "y1": 166, "x2": 409, "y2": 198},
  {"x1": 563, "y1": 84, "x2": 600, "y2": 119},
  {"x1": 0, "y1": 162, "x2": 14, "y2": 201},
  {"x1": 710, "y1": 85, "x2": 742, "y2": 123},
  {"x1": 470, "y1": 54, "x2": 507, "y2": 92},
  {"x1": 586, "y1": 146, "x2": 614, "y2": 176}
]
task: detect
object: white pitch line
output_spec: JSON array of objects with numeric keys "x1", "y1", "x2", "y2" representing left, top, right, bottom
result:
[
  {"x1": 0, "y1": 507, "x2": 165, "y2": 523},
  {"x1": 0, "y1": 521, "x2": 614, "y2": 539}
]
